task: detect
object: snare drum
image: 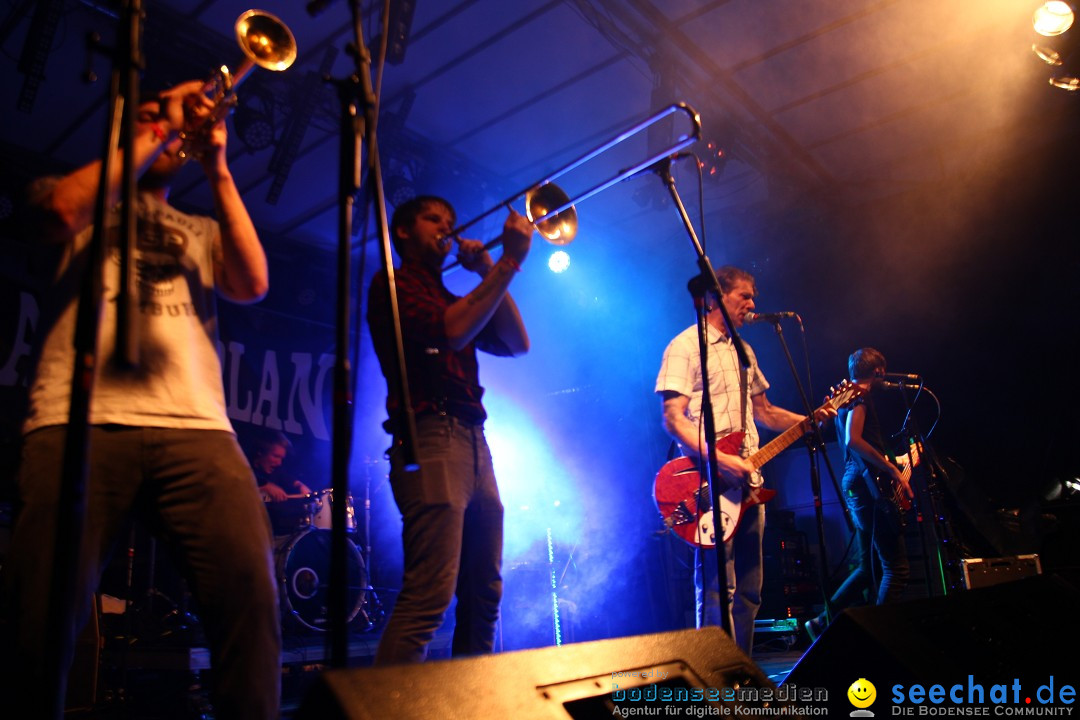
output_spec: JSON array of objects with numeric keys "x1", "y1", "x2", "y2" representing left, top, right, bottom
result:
[
  {"x1": 274, "y1": 528, "x2": 367, "y2": 632},
  {"x1": 263, "y1": 495, "x2": 313, "y2": 536},
  {"x1": 310, "y1": 489, "x2": 356, "y2": 531}
]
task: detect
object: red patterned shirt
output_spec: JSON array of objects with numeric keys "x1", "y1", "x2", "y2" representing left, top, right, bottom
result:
[{"x1": 367, "y1": 259, "x2": 512, "y2": 435}]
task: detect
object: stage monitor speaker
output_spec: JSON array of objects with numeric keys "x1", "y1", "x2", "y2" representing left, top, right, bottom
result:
[
  {"x1": 783, "y1": 573, "x2": 1080, "y2": 713},
  {"x1": 296, "y1": 627, "x2": 778, "y2": 719}
]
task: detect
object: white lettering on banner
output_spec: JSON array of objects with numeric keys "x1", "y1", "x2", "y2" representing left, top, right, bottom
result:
[
  {"x1": 226, "y1": 340, "x2": 254, "y2": 422},
  {"x1": 251, "y1": 349, "x2": 282, "y2": 430},
  {"x1": 222, "y1": 341, "x2": 333, "y2": 441},
  {"x1": 284, "y1": 352, "x2": 333, "y2": 439},
  {"x1": 0, "y1": 292, "x2": 38, "y2": 387}
]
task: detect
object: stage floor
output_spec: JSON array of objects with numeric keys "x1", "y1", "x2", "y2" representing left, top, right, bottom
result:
[{"x1": 68, "y1": 603, "x2": 809, "y2": 718}]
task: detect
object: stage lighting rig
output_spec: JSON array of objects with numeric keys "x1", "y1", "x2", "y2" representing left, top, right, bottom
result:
[{"x1": 1032, "y1": 2, "x2": 1080, "y2": 91}]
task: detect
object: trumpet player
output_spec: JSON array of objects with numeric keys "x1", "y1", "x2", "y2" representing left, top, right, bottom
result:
[
  {"x1": 366, "y1": 196, "x2": 533, "y2": 664},
  {"x1": 0, "y1": 80, "x2": 281, "y2": 718}
]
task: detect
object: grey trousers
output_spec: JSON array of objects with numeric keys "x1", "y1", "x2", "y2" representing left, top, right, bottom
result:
[
  {"x1": 0, "y1": 426, "x2": 281, "y2": 719},
  {"x1": 375, "y1": 414, "x2": 504, "y2": 664}
]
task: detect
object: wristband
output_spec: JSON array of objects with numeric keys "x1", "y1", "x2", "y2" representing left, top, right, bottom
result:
[
  {"x1": 503, "y1": 256, "x2": 521, "y2": 273},
  {"x1": 149, "y1": 123, "x2": 168, "y2": 142}
]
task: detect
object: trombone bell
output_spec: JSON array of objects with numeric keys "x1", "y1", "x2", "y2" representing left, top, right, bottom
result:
[{"x1": 526, "y1": 184, "x2": 576, "y2": 245}]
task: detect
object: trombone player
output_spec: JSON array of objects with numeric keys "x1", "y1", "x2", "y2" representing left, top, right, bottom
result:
[
  {"x1": 0, "y1": 79, "x2": 281, "y2": 718},
  {"x1": 366, "y1": 196, "x2": 533, "y2": 663}
]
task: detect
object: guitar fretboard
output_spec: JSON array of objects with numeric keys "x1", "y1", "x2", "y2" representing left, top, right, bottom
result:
[{"x1": 749, "y1": 418, "x2": 812, "y2": 469}]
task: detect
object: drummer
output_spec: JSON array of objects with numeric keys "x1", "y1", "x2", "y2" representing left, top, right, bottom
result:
[{"x1": 248, "y1": 431, "x2": 311, "y2": 502}]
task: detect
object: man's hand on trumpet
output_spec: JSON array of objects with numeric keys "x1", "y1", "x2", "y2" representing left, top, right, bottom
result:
[{"x1": 175, "y1": 82, "x2": 230, "y2": 175}]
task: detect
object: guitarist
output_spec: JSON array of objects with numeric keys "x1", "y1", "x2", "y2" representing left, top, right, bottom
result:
[
  {"x1": 804, "y1": 347, "x2": 911, "y2": 641},
  {"x1": 655, "y1": 266, "x2": 835, "y2": 655}
]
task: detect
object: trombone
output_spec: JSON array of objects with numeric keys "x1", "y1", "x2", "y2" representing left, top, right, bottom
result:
[{"x1": 442, "y1": 102, "x2": 701, "y2": 271}]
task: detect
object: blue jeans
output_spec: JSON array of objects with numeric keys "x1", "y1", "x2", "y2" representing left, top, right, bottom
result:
[
  {"x1": 0, "y1": 426, "x2": 281, "y2": 719},
  {"x1": 828, "y1": 470, "x2": 910, "y2": 611},
  {"x1": 695, "y1": 502, "x2": 764, "y2": 655},
  {"x1": 375, "y1": 414, "x2": 504, "y2": 664}
]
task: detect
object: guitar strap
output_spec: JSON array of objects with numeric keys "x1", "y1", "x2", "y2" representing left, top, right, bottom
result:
[
  {"x1": 737, "y1": 352, "x2": 764, "y2": 491},
  {"x1": 738, "y1": 363, "x2": 748, "y2": 438}
]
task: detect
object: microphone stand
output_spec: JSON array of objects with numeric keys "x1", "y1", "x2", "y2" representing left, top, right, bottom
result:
[
  {"x1": 46, "y1": 2, "x2": 142, "y2": 715},
  {"x1": 686, "y1": 276, "x2": 732, "y2": 638},
  {"x1": 760, "y1": 319, "x2": 844, "y2": 626},
  {"x1": 654, "y1": 156, "x2": 742, "y2": 642},
  {"x1": 892, "y1": 381, "x2": 962, "y2": 594},
  {"x1": 320, "y1": 0, "x2": 421, "y2": 668}
]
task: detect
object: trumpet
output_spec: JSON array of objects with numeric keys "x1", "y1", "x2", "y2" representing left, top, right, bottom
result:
[
  {"x1": 442, "y1": 102, "x2": 701, "y2": 271},
  {"x1": 177, "y1": 9, "x2": 297, "y2": 160}
]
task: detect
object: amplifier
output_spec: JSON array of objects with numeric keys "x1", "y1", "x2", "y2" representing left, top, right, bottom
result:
[{"x1": 961, "y1": 554, "x2": 1041, "y2": 590}]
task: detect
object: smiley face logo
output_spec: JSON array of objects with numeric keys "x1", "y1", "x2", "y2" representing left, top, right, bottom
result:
[{"x1": 847, "y1": 678, "x2": 877, "y2": 709}]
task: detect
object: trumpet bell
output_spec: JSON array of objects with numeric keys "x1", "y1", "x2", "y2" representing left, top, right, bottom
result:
[
  {"x1": 236, "y1": 9, "x2": 297, "y2": 72},
  {"x1": 526, "y1": 183, "x2": 577, "y2": 245}
]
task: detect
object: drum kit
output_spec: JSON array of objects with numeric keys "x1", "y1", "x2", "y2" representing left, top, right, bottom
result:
[{"x1": 264, "y1": 490, "x2": 373, "y2": 633}]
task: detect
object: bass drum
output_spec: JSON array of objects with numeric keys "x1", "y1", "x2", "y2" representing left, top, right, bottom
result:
[{"x1": 274, "y1": 528, "x2": 368, "y2": 632}]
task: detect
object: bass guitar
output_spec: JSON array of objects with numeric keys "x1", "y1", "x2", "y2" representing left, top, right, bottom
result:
[
  {"x1": 874, "y1": 439, "x2": 919, "y2": 518},
  {"x1": 653, "y1": 380, "x2": 866, "y2": 547}
]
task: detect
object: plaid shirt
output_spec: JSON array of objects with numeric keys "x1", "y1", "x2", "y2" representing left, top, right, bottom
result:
[
  {"x1": 367, "y1": 259, "x2": 512, "y2": 435},
  {"x1": 655, "y1": 322, "x2": 769, "y2": 455}
]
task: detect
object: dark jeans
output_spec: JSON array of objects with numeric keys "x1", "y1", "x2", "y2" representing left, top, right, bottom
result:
[
  {"x1": 0, "y1": 426, "x2": 281, "y2": 719},
  {"x1": 375, "y1": 414, "x2": 504, "y2": 664},
  {"x1": 695, "y1": 503, "x2": 764, "y2": 655},
  {"x1": 828, "y1": 470, "x2": 910, "y2": 613}
]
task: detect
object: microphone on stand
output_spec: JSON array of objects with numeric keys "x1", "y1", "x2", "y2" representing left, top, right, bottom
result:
[
  {"x1": 884, "y1": 372, "x2": 922, "y2": 381},
  {"x1": 744, "y1": 311, "x2": 799, "y2": 324},
  {"x1": 881, "y1": 380, "x2": 922, "y2": 391}
]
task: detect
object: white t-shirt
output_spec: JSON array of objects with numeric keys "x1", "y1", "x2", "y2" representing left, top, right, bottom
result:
[{"x1": 24, "y1": 186, "x2": 234, "y2": 434}]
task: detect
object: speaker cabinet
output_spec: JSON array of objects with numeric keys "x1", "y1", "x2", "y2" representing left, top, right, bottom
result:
[
  {"x1": 297, "y1": 627, "x2": 774, "y2": 719},
  {"x1": 783, "y1": 573, "x2": 1080, "y2": 713}
]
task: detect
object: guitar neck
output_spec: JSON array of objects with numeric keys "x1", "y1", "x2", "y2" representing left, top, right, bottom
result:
[{"x1": 749, "y1": 417, "x2": 813, "y2": 470}]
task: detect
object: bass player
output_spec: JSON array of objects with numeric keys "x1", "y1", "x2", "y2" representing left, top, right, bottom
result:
[{"x1": 804, "y1": 347, "x2": 912, "y2": 641}]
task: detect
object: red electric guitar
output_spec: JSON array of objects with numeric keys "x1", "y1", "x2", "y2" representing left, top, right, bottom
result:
[{"x1": 653, "y1": 380, "x2": 866, "y2": 547}]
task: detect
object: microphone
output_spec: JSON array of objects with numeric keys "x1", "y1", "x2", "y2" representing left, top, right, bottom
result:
[
  {"x1": 744, "y1": 311, "x2": 799, "y2": 324},
  {"x1": 881, "y1": 381, "x2": 919, "y2": 391},
  {"x1": 884, "y1": 372, "x2": 922, "y2": 381}
]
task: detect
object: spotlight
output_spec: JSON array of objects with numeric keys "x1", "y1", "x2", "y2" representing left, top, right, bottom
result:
[
  {"x1": 385, "y1": 172, "x2": 416, "y2": 208},
  {"x1": 1033, "y1": 2, "x2": 1074, "y2": 36},
  {"x1": 547, "y1": 250, "x2": 570, "y2": 274},
  {"x1": 1031, "y1": 2, "x2": 1080, "y2": 90},
  {"x1": 233, "y1": 86, "x2": 276, "y2": 151}
]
